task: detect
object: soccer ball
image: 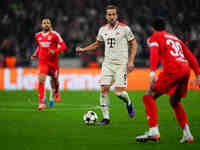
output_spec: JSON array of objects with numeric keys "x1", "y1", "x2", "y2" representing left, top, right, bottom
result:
[{"x1": 83, "y1": 111, "x2": 98, "y2": 125}]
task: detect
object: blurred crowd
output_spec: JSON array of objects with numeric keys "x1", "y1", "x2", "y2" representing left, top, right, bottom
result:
[{"x1": 0, "y1": 0, "x2": 200, "y2": 68}]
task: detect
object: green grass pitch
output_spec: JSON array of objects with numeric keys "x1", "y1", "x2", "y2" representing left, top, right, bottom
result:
[{"x1": 0, "y1": 90, "x2": 199, "y2": 150}]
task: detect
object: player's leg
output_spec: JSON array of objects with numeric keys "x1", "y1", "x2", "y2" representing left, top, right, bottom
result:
[
  {"x1": 136, "y1": 72, "x2": 171, "y2": 142},
  {"x1": 136, "y1": 90, "x2": 162, "y2": 142},
  {"x1": 48, "y1": 77, "x2": 55, "y2": 107},
  {"x1": 37, "y1": 63, "x2": 49, "y2": 110},
  {"x1": 170, "y1": 82, "x2": 194, "y2": 143},
  {"x1": 98, "y1": 62, "x2": 113, "y2": 125},
  {"x1": 114, "y1": 87, "x2": 134, "y2": 118},
  {"x1": 98, "y1": 85, "x2": 111, "y2": 125},
  {"x1": 38, "y1": 73, "x2": 47, "y2": 110},
  {"x1": 50, "y1": 67, "x2": 60, "y2": 103},
  {"x1": 114, "y1": 64, "x2": 135, "y2": 117}
]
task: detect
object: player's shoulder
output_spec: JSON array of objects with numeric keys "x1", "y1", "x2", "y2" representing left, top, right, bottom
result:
[
  {"x1": 163, "y1": 32, "x2": 180, "y2": 41},
  {"x1": 149, "y1": 31, "x2": 165, "y2": 41},
  {"x1": 118, "y1": 22, "x2": 127, "y2": 27},
  {"x1": 50, "y1": 30, "x2": 61, "y2": 36},
  {"x1": 99, "y1": 24, "x2": 109, "y2": 31},
  {"x1": 35, "y1": 31, "x2": 42, "y2": 37}
]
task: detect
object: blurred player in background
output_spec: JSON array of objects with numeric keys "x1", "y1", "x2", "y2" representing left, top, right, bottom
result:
[
  {"x1": 76, "y1": 5, "x2": 138, "y2": 125},
  {"x1": 31, "y1": 18, "x2": 67, "y2": 110},
  {"x1": 31, "y1": 48, "x2": 59, "y2": 107},
  {"x1": 136, "y1": 17, "x2": 200, "y2": 143}
]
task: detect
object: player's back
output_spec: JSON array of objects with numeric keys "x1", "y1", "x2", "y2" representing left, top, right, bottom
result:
[{"x1": 150, "y1": 31, "x2": 190, "y2": 74}]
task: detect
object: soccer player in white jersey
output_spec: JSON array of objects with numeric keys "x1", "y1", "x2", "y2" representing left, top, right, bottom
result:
[{"x1": 76, "y1": 5, "x2": 138, "y2": 125}]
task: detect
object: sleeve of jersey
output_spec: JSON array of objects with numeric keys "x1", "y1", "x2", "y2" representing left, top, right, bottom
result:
[
  {"x1": 54, "y1": 34, "x2": 67, "y2": 54},
  {"x1": 96, "y1": 28, "x2": 104, "y2": 42},
  {"x1": 149, "y1": 40, "x2": 159, "y2": 71},
  {"x1": 182, "y1": 43, "x2": 200, "y2": 75},
  {"x1": 125, "y1": 26, "x2": 135, "y2": 42},
  {"x1": 34, "y1": 35, "x2": 40, "y2": 56}
]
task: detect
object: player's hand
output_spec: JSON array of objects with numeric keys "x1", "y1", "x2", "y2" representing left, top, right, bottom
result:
[
  {"x1": 127, "y1": 63, "x2": 134, "y2": 74},
  {"x1": 76, "y1": 47, "x2": 86, "y2": 53},
  {"x1": 149, "y1": 71, "x2": 157, "y2": 90},
  {"x1": 30, "y1": 55, "x2": 37, "y2": 60},
  {"x1": 49, "y1": 49, "x2": 55, "y2": 54}
]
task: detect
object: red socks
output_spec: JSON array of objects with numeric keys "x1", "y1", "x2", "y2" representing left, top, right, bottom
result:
[
  {"x1": 38, "y1": 82, "x2": 45, "y2": 104},
  {"x1": 142, "y1": 94, "x2": 188, "y2": 130},
  {"x1": 142, "y1": 94, "x2": 158, "y2": 127},
  {"x1": 170, "y1": 98, "x2": 188, "y2": 130}
]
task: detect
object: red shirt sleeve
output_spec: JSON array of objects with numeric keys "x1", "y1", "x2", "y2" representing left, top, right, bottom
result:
[
  {"x1": 54, "y1": 33, "x2": 67, "y2": 54},
  {"x1": 147, "y1": 37, "x2": 160, "y2": 71},
  {"x1": 181, "y1": 42, "x2": 200, "y2": 75}
]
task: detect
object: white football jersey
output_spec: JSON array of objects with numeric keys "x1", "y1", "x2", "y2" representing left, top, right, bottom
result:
[{"x1": 97, "y1": 21, "x2": 135, "y2": 64}]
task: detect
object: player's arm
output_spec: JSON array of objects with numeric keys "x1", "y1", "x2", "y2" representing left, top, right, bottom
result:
[
  {"x1": 31, "y1": 35, "x2": 40, "y2": 60},
  {"x1": 148, "y1": 39, "x2": 160, "y2": 87},
  {"x1": 76, "y1": 41, "x2": 101, "y2": 53},
  {"x1": 181, "y1": 42, "x2": 200, "y2": 86},
  {"x1": 182, "y1": 43, "x2": 200, "y2": 75},
  {"x1": 31, "y1": 47, "x2": 40, "y2": 60},
  {"x1": 127, "y1": 39, "x2": 138, "y2": 73},
  {"x1": 52, "y1": 33, "x2": 67, "y2": 54},
  {"x1": 54, "y1": 41, "x2": 67, "y2": 54}
]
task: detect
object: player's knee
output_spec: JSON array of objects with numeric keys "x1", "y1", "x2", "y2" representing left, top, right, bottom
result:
[
  {"x1": 114, "y1": 91, "x2": 124, "y2": 97},
  {"x1": 38, "y1": 75, "x2": 46, "y2": 83},
  {"x1": 101, "y1": 86, "x2": 110, "y2": 96}
]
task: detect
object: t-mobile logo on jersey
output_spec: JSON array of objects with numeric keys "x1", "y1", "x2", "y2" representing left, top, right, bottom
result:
[{"x1": 107, "y1": 38, "x2": 116, "y2": 48}]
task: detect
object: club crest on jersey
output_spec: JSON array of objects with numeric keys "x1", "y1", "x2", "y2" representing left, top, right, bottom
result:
[{"x1": 48, "y1": 36, "x2": 52, "y2": 40}]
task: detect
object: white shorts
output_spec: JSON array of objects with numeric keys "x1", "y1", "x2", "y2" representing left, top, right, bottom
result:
[{"x1": 100, "y1": 62, "x2": 127, "y2": 87}]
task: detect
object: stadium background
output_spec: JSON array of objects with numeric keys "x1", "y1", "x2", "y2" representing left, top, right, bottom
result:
[
  {"x1": 0, "y1": 1, "x2": 200, "y2": 150},
  {"x1": 0, "y1": 0, "x2": 200, "y2": 90}
]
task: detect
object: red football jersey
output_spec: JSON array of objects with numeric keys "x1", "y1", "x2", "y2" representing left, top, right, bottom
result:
[
  {"x1": 148, "y1": 31, "x2": 200, "y2": 75},
  {"x1": 35, "y1": 30, "x2": 67, "y2": 67}
]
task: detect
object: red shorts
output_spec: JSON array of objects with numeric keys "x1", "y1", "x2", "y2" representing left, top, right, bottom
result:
[
  {"x1": 154, "y1": 70, "x2": 190, "y2": 98},
  {"x1": 38, "y1": 63, "x2": 59, "y2": 79}
]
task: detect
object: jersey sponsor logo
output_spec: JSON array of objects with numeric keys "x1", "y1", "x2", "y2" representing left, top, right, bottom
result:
[
  {"x1": 48, "y1": 36, "x2": 52, "y2": 40},
  {"x1": 40, "y1": 41, "x2": 51, "y2": 47},
  {"x1": 38, "y1": 37, "x2": 42, "y2": 41},
  {"x1": 107, "y1": 38, "x2": 116, "y2": 48}
]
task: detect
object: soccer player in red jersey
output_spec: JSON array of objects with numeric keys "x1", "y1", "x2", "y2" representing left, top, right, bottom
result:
[
  {"x1": 136, "y1": 17, "x2": 200, "y2": 143},
  {"x1": 31, "y1": 18, "x2": 67, "y2": 110}
]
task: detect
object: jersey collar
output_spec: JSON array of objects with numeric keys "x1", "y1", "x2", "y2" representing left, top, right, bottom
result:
[{"x1": 108, "y1": 21, "x2": 119, "y2": 30}]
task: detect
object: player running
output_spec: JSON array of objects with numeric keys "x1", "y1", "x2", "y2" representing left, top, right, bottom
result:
[
  {"x1": 136, "y1": 17, "x2": 200, "y2": 143},
  {"x1": 32, "y1": 17, "x2": 67, "y2": 110}
]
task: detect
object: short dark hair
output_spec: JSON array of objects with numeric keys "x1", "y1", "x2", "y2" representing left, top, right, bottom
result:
[
  {"x1": 151, "y1": 17, "x2": 166, "y2": 31},
  {"x1": 106, "y1": 5, "x2": 118, "y2": 13}
]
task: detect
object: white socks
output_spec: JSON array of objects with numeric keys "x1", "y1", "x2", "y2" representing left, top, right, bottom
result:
[
  {"x1": 183, "y1": 124, "x2": 193, "y2": 137},
  {"x1": 100, "y1": 93, "x2": 110, "y2": 119},
  {"x1": 49, "y1": 88, "x2": 54, "y2": 101},
  {"x1": 115, "y1": 91, "x2": 131, "y2": 105},
  {"x1": 149, "y1": 126, "x2": 160, "y2": 136}
]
